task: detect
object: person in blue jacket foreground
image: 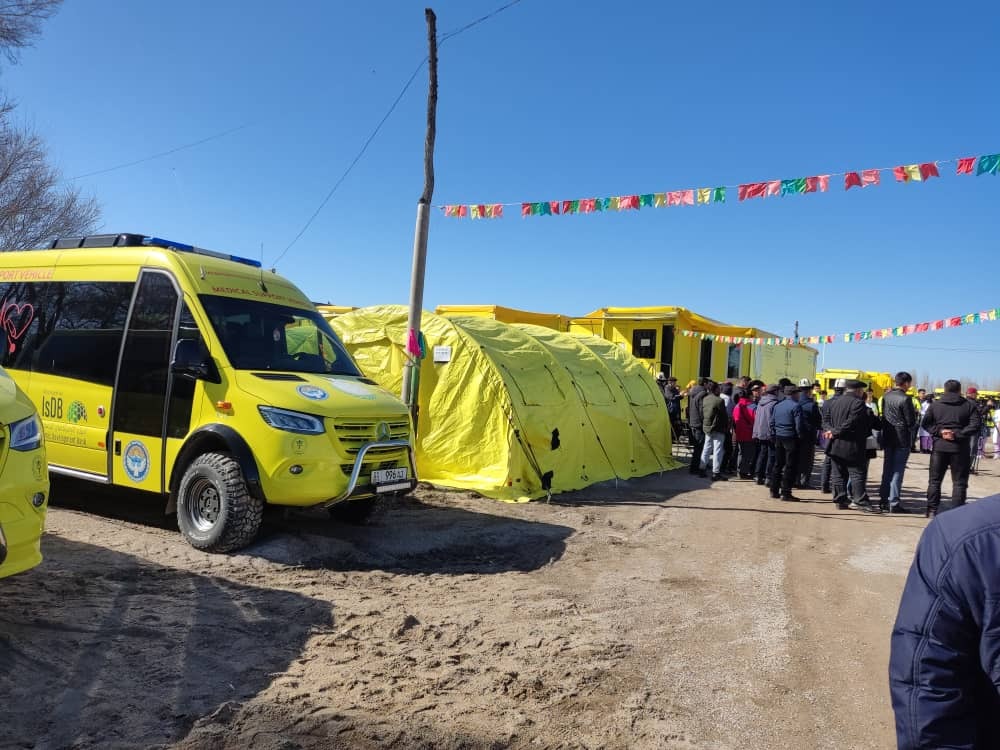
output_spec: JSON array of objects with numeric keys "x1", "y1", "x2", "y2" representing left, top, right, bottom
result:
[{"x1": 889, "y1": 493, "x2": 1000, "y2": 749}]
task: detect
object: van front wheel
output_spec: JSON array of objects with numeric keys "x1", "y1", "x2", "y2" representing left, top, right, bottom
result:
[{"x1": 177, "y1": 452, "x2": 263, "y2": 552}]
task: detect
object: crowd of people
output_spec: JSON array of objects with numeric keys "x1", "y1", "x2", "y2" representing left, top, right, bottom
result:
[{"x1": 655, "y1": 371, "x2": 1000, "y2": 516}]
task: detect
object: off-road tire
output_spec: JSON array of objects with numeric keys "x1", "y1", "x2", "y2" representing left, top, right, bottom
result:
[
  {"x1": 176, "y1": 452, "x2": 263, "y2": 552},
  {"x1": 328, "y1": 496, "x2": 379, "y2": 525}
]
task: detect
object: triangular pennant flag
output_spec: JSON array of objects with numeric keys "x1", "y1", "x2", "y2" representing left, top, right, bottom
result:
[
  {"x1": 561, "y1": 200, "x2": 573, "y2": 215},
  {"x1": 844, "y1": 172, "x2": 863, "y2": 190},
  {"x1": 489, "y1": 204, "x2": 503, "y2": 218},
  {"x1": 539, "y1": 202, "x2": 552, "y2": 216},
  {"x1": 804, "y1": 176, "x2": 819, "y2": 193},
  {"x1": 549, "y1": 201, "x2": 561, "y2": 215},
  {"x1": 654, "y1": 192, "x2": 667, "y2": 207},
  {"x1": 817, "y1": 175, "x2": 830, "y2": 192},
  {"x1": 919, "y1": 162, "x2": 939, "y2": 180},
  {"x1": 712, "y1": 187, "x2": 726, "y2": 203},
  {"x1": 956, "y1": 157, "x2": 976, "y2": 175},
  {"x1": 470, "y1": 204, "x2": 484, "y2": 219},
  {"x1": 696, "y1": 188, "x2": 711, "y2": 204},
  {"x1": 608, "y1": 196, "x2": 620, "y2": 210},
  {"x1": 620, "y1": 195, "x2": 640, "y2": 210},
  {"x1": 894, "y1": 164, "x2": 922, "y2": 182},
  {"x1": 861, "y1": 169, "x2": 880, "y2": 187},
  {"x1": 976, "y1": 154, "x2": 1000, "y2": 175},
  {"x1": 680, "y1": 189, "x2": 694, "y2": 205},
  {"x1": 766, "y1": 180, "x2": 781, "y2": 197},
  {"x1": 521, "y1": 203, "x2": 532, "y2": 217},
  {"x1": 639, "y1": 193, "x2": 655, "y2": 208},
  {"x1": 580, "y1": 198, "x2": 595, "y2": 213},
  {"x1": 780, "y1": 178, "x2": 805, "y2": 196}
]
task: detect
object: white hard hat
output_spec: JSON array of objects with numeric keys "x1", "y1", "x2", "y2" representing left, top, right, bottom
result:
[
  {"x1": 834, "y1": 378, "x2": 848, "y2": 388},
  {"x1": 798, "y1": 378, "x2": 811, "y2": 387}
]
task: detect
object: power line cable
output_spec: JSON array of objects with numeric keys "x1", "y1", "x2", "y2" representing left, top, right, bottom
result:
[
  {"x1": 273, "y1": 0, "x2": 525, "y2": 266},
  {"x1": 70, "y1": 122, "x2": 253, "y2": 180}
]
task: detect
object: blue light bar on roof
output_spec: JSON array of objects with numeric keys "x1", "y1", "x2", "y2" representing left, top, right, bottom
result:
[{"x1": 143, "y1": 236, "x2": 262, "y2": 268}]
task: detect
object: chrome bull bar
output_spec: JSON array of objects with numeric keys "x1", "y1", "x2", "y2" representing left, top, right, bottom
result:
[{"x1": 322, "y1": 439, "x2": 417, "y2": 509}]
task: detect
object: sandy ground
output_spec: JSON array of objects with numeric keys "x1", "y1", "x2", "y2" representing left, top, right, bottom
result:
[{"x1": 3, "y1": 449, "x2": 1000, "y2": 750}]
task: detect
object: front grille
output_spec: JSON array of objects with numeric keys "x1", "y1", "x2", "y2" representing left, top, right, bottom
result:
[{"x1": 332, "y1": 418, "x2": 409, "y2": 456}]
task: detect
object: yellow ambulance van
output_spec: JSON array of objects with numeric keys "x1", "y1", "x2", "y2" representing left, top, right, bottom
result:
[
  {"x1": 0, "y1": 233, "x2": 414, "y2": 552},
  {"x1": 0, "y1": 366, "x2": 49, "y2": 578}
]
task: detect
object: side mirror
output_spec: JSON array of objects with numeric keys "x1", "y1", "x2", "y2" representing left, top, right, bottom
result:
[{"x1": 171, "y1": 339, "x2": 221, "y2": 383}]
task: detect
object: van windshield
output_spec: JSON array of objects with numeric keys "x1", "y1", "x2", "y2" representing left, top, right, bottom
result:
[{"x1": 199, "y1": 295, "x2": 360, "y2": 376}]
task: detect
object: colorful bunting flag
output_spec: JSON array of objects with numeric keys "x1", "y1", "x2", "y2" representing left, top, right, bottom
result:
[
  {"x1": 781, "y1": 178, "x2": 806, "y2": 195},
  {"x1": 977, "y1": 154, "x2": 1000, "y2": 176},
  {"x1": 446, "y1": 150, "x2": 999, "y2": 220},
  {"x1": 919, "y1": 162, "x2": 940, "y2": 180},
  {"x1": 894, "y1": 164, "x2": 922, "y2": 182}
]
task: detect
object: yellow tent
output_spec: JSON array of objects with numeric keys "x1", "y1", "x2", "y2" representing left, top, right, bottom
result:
[
  {"x1": 328, "y1": 305, "x2": 678, "y2": 501},
  {"x1": 436, "y1": 304, "x2": 571, "y2": 331}
]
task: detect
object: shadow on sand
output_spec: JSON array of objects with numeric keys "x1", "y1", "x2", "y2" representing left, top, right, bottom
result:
[
  {"x1": 47, "y1": 477, "x2": 574, "y2": 576},
  {"x1": 0, "y1": 536, "x2": 332, "y2": 749}
]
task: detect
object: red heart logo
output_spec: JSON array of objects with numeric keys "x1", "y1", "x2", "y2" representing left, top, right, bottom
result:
[{"x1": 2, "y1": 302, "x2": 35, "y2": 341}]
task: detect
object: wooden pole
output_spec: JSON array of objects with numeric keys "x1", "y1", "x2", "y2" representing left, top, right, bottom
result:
[{"x1": 401, "y1": 8, "x2": 438, "y2": 432}]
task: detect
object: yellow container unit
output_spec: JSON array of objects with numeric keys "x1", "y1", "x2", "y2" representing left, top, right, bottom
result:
[
  {"x1": 568, "y1": 307, "x2": 818, "y2": 386},
  {"x1": 435, "y1": 304, "x2": 571, "y2": 332},
  {"x1": 329, "y1": 306, "x2": 678, "y2": 502},
  {"x1": 816, "y1": 369, "x2": 893, "y2": 398}
]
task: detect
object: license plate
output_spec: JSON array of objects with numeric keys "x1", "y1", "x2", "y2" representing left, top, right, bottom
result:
[{"x1": 372, "y1": 467, "x2": 408, "y2": 486}]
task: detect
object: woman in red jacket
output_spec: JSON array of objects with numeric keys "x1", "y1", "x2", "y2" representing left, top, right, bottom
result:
[{"x1": 732, "y1": 393, "x2": 757, "y2": 479}]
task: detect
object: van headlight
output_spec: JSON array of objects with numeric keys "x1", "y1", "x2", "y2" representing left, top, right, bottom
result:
[
  {"x1": 9, "y1": 414, "x2": 42, "y2": 451},
  {"x1": 258, "y1": 406, "x2": 325, "y2": 435}
]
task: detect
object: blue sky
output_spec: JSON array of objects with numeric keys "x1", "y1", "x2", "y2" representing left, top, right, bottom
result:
[{"x1": 5, "y1": 0, "x2": 1000, "y2": 385}]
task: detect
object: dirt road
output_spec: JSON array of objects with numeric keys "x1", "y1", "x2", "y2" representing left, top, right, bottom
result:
[{"x1": 3, "y1": 452, "x2": 999, "y2": 749}]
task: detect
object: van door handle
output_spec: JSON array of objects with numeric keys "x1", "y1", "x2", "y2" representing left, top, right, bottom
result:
[{"x1": 114, "y1": 440, "x2": 121, "y2": 456}]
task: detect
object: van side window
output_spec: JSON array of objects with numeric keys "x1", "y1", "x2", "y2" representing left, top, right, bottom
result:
[
  {"x1": 0, "y1": 281, "x2": 133, "y2": 385},
  {"x1": 114, "y1": 274, "x2": 178, "y2": 437},
  {"x1": 166, "y1": 302, "x2": 203, "y2": 439}
]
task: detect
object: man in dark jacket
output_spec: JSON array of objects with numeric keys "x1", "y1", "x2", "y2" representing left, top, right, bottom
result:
[
  {"x1": 889, "y1": 493, "x2": 1000, "y2": 749},
  {"x1": 824, "y1": 379, "x2": 878, "y2": 511},
  {"x1": 752, "y1": 385, "x2": 780, "y2": 486},
  {"x1": 686, "y1": 379, "x2": 709, "y2": 475},
  {"x1": 796, "y1": 377, "x2": 822, "y2": 489},
  {"x1": 770, "y1": 385, "x2": 806, "y2": 501},
  {"x1": 922, "y1": 379, "x2": 982, "y2": 517},
  {"x1": 819, "y1": 379, "x2": 846, "y2": 493},
  {"x1": 879, "y1": 371, "x2": 918, "y2": 514},
  {"x1": 699, "y1": 382, "x2": 730, "y2": 481}
]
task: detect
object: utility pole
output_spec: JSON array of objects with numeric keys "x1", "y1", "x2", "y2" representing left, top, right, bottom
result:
[{"x1": 401, "y1": 8, "x2": 438, "y2": 431}]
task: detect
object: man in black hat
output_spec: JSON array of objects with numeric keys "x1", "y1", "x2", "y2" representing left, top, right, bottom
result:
[
  {"x1": 824, "y1": 379, "x2": 879, "y2": 511},
  {"x1": 819, "y1": 378, "x2": 848, "y2": 493},
  {"x1": 922, "y1": 379, "x2": 982, "y2": 517}
]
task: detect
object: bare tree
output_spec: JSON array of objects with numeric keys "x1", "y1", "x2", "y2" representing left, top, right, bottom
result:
[
  {"x1": 0, "y1": 102, "x2": 99, "y2": 249},
  {"x1": 0, "y1": 1, "x2": 98, "y2": 249},
  {"x1": 0, "y1": 0, "x2": 61, "y2": 64}
]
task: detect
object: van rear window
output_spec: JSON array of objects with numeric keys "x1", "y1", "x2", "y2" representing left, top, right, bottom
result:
[{"x1": 0, "y1": 280, "x2": 133, "y2": 385}]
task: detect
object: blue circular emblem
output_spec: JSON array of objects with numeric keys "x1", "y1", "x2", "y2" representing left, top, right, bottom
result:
[
  {"x1": 123, "y1": 440, "x2": 150, "y2": 482},
  {"x1": 297, "y1": 385, "x2": 328, "y2": 401}
]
